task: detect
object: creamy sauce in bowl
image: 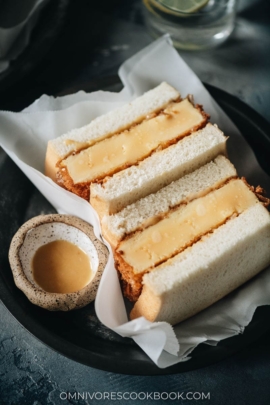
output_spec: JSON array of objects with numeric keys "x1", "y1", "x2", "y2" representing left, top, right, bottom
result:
[
  {"x1": 19, "y1": 222, "x2": 99, "y2": 291},
  {"x1": 9, "y1": 214, "x2": 108, "y2": 311},
  {"x1": 32, "y1": 240, "x2": 93, "y2": 294}
]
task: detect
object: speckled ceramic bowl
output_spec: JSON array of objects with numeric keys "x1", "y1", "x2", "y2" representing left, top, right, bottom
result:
[{"x1": 8, "y1": 214, "x2": 109, "y2": 311}]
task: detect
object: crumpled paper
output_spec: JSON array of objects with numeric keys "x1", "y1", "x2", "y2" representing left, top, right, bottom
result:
[
  {"x1": 1, "y1": 35, "x2": 270, "y2": 369},
  {"x1": 0, "y1": 0, "x2": 49, "y2": 73}
]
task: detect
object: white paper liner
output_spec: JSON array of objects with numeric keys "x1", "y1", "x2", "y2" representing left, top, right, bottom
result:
[{"x1": 1, "y1": 35, "x2": 270, "y2": 369}]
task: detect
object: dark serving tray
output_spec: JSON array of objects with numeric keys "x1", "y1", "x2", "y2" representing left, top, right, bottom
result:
[{"x1": 1, "y1": 79, "x2": 270, "y2": 375}]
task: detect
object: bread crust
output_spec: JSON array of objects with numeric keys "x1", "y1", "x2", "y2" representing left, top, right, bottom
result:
[
  {"x1": 45, "y1": 142, "x2": 61, "y2": 182},
  {"x1": 114, "y1": 250, "x2": 145, "y2": 302},
  {"x1": 130, "y1": 285, "x2": 162, "y2": 322}
]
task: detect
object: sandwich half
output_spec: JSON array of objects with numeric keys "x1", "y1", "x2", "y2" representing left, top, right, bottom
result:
[
  {"x1": 46, "y1": 82, "x2": 180, "y2": 181},
  {"x1": 130, "y1": 202, "x2": 270, "y2": 325},
  {"x1": 113, "y1": 175, "x2": 270, "y2": 310},
  {"x1": 45, "y1": 82, "x2": 208, "y2": 200}
]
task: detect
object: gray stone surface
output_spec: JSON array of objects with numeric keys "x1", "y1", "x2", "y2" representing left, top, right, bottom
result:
[{"x1": 1, "y1": 300, "x2": 270, "y2": 404}]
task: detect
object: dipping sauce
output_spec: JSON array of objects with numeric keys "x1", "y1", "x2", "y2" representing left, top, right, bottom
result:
[{"x1": 32, "y1": 240, "x2": 92, "y2": 294}]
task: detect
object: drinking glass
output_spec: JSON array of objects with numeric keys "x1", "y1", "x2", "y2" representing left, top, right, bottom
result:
[{"x1": 142, "y1": 0, "x2": 238, "y2": 50}]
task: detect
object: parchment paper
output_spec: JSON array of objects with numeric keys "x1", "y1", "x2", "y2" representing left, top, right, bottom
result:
[{"x1": 1, "y1": 35, "x2": 270, "y2": 368}]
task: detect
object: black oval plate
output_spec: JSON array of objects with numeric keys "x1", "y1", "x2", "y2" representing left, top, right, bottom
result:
[{"x1": 1, "y1": 79, "x2": 270, "y2": 375}]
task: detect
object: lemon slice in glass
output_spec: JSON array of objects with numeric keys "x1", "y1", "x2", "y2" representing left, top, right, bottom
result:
[{"x1": 157, "y1": 0, "x2": 210, "y2": 13}]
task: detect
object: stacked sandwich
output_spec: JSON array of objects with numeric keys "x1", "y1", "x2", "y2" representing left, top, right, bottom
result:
[{"x1": 45, "y1": 82, "x2": 270, "y2": 325}]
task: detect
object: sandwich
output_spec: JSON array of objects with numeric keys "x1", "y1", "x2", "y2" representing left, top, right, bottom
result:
[
  {"x1": 130, "y1": 202, "x2": 270, "y2": 325},
  {"x1": 45, "y1": 82, "x2": 270, "y2": 326},
  {"x1": 114, "y1": 175, "x2": 270, "y2": 320},
  {"x1": 45, "y1": 82, "x2": 208, "y2": 200}
]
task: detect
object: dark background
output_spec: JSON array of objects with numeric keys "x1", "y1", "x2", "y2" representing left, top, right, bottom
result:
[{"x1": 1, "y1": 0, "x2": 270, "y2": 404}]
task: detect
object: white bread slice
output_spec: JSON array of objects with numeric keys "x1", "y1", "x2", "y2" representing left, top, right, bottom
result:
[
  {"x1": 45, "y1": 82, "x2": 180, "y2": 180},
  {"x1": 101, "y1": 155, "x2": 236, "y2": 247},
  {"x1": 90, "y1": 123, "x2": 227, "y2": 218},
  {"x1": 130, "y1": 203, "x2": 270, "y2": 325}
]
